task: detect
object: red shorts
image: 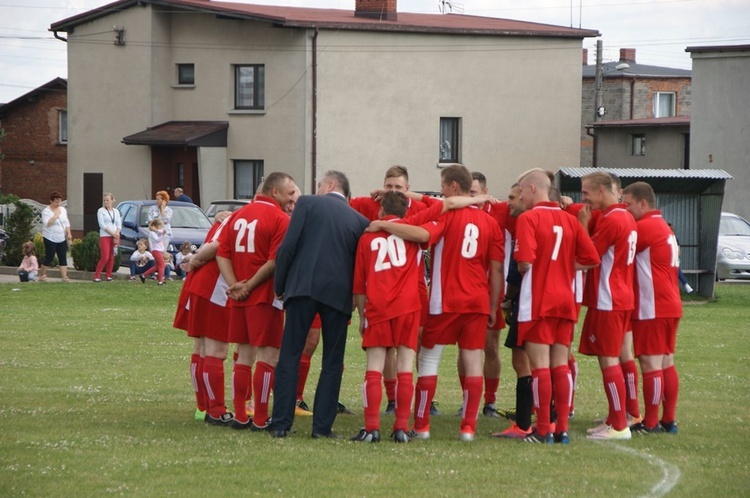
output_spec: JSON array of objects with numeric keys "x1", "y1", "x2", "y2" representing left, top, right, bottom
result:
[
  {"x1": 311, "y1": 313, "x2": 322, "y2": 329},
  {"x1": 518, "y1": 317, "x2": 575, "y2": 347},
  {"x1": 579, "y1": 308, "x2": 629, "y2": 357},
  {"x1": 187, "y1": 294, "x2": 230, "y2": 342},
  {"x1": 173, "y1": 287, "x2": 190, "y2": 332},
  {"x1": 422, "y1": 312, "x2": 488, "y2": 350},
  {"x1": 228, "y1": 303, "x2": 284, "y2": 347},
  {"x1": 632, "y1": 317, "x2": 679, "y2": 356},
  {"x1": 625, "y1": 310, "x2": 632, "y2": 333},
  {"x1": 362, "y1": 311, "x2": 419, "y2": 351}
]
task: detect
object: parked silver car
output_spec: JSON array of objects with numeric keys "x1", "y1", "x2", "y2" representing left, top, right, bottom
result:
[
  {"x1": 716, "y1": 212, "x2": 750, "y2": 280},
  {"x1": 204, "y1": 199, "x2": 250, "y2": 222}
]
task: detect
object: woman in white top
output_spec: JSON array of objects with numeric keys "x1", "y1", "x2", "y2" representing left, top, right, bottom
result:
[
  {"x1": 147, "y1": 190, "x2": 173, "y2": 246},
  {"x1": 93, "y1": 192, "x2": 123, "y2": 282},
  {"x1": 39, "y1": 191, "x2": 72, "y2": 282}
]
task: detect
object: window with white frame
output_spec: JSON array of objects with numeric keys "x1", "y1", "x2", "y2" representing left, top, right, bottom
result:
[
  {"x1": 654, "y1": 92, "x2": 675, "y2": 118},
  {"x1": 632, "y1": 134, "x2": 646, "y2": 156},
  {"x1": 177, "y1": 64, "x2": 195, "y2": 85},
  {"x1": 59, "y1": 110, "x2": 68, "y2": 143},
  {"x1": 234, "y1": 160, "x2": 264, "y2": 198},
  {"x1": 439, "y1": 117, "x2": 460, "y2": 163},
  {"x1": 234, "y1": 65, "x2": 265, "y2": 110}
]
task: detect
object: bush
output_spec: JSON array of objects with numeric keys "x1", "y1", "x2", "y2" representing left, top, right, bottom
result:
[
  {"x1": 71, "y1": 232, "x2": 121, "y2": 272},
  {"x1": 33, "y1": 232, "x2": 58, "y2": 268},
  {"x1": 2, "y1": 201, "x2": 34, "y2": 266}
]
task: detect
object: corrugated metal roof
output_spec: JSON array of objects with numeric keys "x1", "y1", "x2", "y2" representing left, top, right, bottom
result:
[
  {"x1": 51, "y1": 0, "x2": 599, "y2": 38},
  {"x1": 558, "y1": 167, "x2": 732, "y2": 180}
]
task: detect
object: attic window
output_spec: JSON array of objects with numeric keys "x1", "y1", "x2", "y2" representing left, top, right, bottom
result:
[{"x1": 654, "y1": 92, "x2": 675, "y2": 118}]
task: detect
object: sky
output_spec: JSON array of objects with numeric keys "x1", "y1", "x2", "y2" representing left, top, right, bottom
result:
[{"x1": 1, "y1": 0, "x2": 749, "y2": 103}]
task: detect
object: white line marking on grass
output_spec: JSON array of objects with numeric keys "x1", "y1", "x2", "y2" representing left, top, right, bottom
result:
[{"x1": 613, "y1": 444, "x2": 682, "y2": 497}]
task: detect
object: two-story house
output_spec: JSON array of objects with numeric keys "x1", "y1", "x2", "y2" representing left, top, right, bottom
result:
[
  {"x1": 50, "y1": 0, "x2": 597, "y2": 231},
  {"x1": 580, "y1": 48, "x2": 691, "y2": 169}
]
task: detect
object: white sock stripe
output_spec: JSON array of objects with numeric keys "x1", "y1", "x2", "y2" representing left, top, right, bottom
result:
[
  {"x1": 361, "y1": 381, "x2": 368, "y2": 409},
  {"x1": 531, "y1": 376, "x2": 539, "y2": 409},
  {"x1": 566, "y1": 372, "x2": 574, "y2": 406},
  {"x1": 203, "y1": 372, "x2": 215, "y2": 401},
  {"x1": 607, "y1": 381, "x2": 622, "y2": 412},
  {"x1": 261, "y1": 371, "x2": 271, "y2": 403},
  {"x1": 417, "y1": 389, "x2": 428, "y2": 418},
  {"x1": 652, "y1": 376, "x2": 663, "y2": 406},
  {"x1": 627, "y1": 373, "x2": 637, "y2": 399}
]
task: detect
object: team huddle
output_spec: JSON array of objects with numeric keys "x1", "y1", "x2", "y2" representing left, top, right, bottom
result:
[{"x1": 173, "y1": 164, "x2": 682, "y2": 444}]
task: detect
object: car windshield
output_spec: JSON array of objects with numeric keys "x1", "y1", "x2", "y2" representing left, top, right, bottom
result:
[
  {"x1": 140, "y1": 205, "x2": 212, "y2": 229},
  {"x1": 720, "y1": 216, "x2": 750, "y2": 236},
  {"x1": 207, "y1": 202, "x2": 247, "y2": 216}
]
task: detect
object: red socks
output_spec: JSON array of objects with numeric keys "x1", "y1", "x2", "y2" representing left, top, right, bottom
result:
[
  {"x1": 484, "y1": 376, "x2": 499, "y2": 405},
  {"x1": 552, "y1": 365, "x2": 572, "y2": 433},
  {"x1": 191, "y1": 354, "x2": 207, "y2": 412},
  {"x1": 662, "y1": 365, "x2": 679, "y2": 423},
  {"x1": 622, "y1": 360, "x2": 641, "y2": 418},
  {"x1": 363, "y1": 371, "x2": 383, "y2": 431},
  {"x1": 384, "y1": 377, "x2": 397, "y2": 404},
  {"x1": 461, "y1": 376, "x2": 483, "y2": 433},
  {"x1": 253, "y1": 361, "x2": 274, "y2": 425},
  {"x1": 232, "y1": 363, "x2": 252, "y2": 423},
  {"x1": 297, "y1": 353, "x2": 312, "y2": 401},
  {"x1": 395, "y1": 372, "x2": 413, "y2": 432},
  {"x1": 642, "y1": 369, "x2": 664, "y2": 428},
  {"x1": 602, "y1": 365, "x2": 628, "y2": 431},
  {"x1": 531, "y1": 368, "x2": 552, "y2": 436},
  {"x1": 202, "y1": 355, "x2": 226, "y2": 418},
  {"x1": 413, "y1": 375, "x2": 437, "y2": 431},
  {"x1": 568, "y1": 354, "x2": 578, "y2": 412}
]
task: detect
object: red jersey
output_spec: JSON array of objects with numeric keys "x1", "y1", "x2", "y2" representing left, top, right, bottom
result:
[
  {"x1": 217, "y1": 195, "x2": 289, "y2": 307},
  {"x1": 423, "y1": 206, "x2": 504, "y2": 315},
  {"x1": 184, "y1": 215, "x2": 233, "y2": 306},
  {"x1": 515, "y1": 202, "x2": 600, "y2": 322},
  {"x1": 632, "y1": 210, "x2": 683, "y2": 320},
  {"x1": 350, "y1": 195, "x2": 428, "y2": 221},
  {"x1": 582, "y1": 203, "x2": 637, "y2": 311},
  {"x1": 353, "y1": 216, "x2": 422, "y2": 325}
]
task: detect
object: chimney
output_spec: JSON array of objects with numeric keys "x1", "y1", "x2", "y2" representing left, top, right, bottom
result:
[
  {"x1": 619, "y1": 48, "x2": 636, "y2": 64},
  {"x1": 355, "y1": 0, "x2": 397, "y2": 21},
  {"x1": 582, "y1": 48, "x2": 588, "y2": 66}
]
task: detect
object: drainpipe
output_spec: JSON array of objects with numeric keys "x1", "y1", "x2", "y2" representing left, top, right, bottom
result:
[
  {"x1": 311, "y1": 28, "x2": 319, "y2": 193},
  {"x1": 629, "y1": 77, "x2": 635, "y2": 119},
  {"x1": 53, "y1": 31, "x2": 67, "y2": 42},
  {"x1": 586, "y1": 126, "x2": 597, "y2": 168}
]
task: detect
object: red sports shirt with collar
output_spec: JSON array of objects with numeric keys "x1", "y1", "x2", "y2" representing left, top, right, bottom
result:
[
  {"x1": 515, "y1": 202, "x2": 600, "y2": 322},
  {"x1": 216, "y1": 195, "x2": 289, "y2": 307},
  {"x1": 422, "y1": 206, "x2": 504, "y2": 315},
  {"x1": 353, "y1": 216, "x2": 422, "y2": 325},
  {"x1": 632, "y1": 210, "x2": 683, "y2": 320},
  {"x1": 350, "y1": 196, "x2": 428, "y2": 221},
  {"x1": 184, "y1": 214, "x2": 233, "y2": 306},
  {"x1": 582, "y1": 203, "x2": 637, "y2": 311}
]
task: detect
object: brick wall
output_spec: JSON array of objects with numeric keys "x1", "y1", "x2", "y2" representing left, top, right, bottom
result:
[{"x1": 0, "y1": 88, "x2": 67, "y2": 203}]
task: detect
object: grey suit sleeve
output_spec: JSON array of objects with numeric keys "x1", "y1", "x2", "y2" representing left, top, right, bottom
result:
[{"x1": 274, "y1": 198, "x2": 307, "y2": 296}]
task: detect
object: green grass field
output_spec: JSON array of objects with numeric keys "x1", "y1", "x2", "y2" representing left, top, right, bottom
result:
[{"x1": 1, "y1": 280, "x2": 748, "y2": 497}]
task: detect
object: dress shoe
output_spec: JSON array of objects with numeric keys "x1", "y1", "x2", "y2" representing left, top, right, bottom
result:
[
  {"x1": 271, "y1": 429, "x2": 289, "y2": 438},
  {"x1": 311, "y1": 430, "x2": 343, "y2": 439}
]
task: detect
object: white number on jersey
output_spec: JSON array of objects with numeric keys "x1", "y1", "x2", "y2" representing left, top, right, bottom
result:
[
  {"x1": 233, "y1": 218, "x2": 258, "y2": 253},
  {"x1": 371, "y1": 234, "x2": 407, "y2": 272},
  {"x1": 667, "y1": 234, "x2": 680, "y2": 267},
  {"x1": 551, "y1": 225, "x2": 564, "y2": 261},
  {"x1": 626, "y1": 230, "x2": 638, "y2": 265},
  {"x1": 461, "y1": 223, "x2": 479, "y2": 258}
]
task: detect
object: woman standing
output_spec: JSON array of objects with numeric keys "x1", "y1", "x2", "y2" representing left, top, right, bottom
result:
[
  {"x1": 39, "y1": 191, "x2": 72, "y2": 282},
  {"x1": 93, "y1": 192, "x2": 122, "y2": 282},
  {"x1": 147, "y1": 190, "x2": 173, "y2": 246}
]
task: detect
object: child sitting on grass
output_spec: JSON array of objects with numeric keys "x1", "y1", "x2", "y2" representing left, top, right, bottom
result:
[
  {"x1": 129, "y1": 238, "x2": 155, "y2": 281},
  {"x1": 174, "y1": 241, "x2": 192, "y2": 280},
  {"x1": 17, "y1": 241, "x2": 39, "y2": 282},
  {"x1": 164, "y1": 250, "x2": 175, "y2": 281}
]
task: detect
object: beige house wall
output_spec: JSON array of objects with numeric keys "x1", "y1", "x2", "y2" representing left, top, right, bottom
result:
[
  {"x1": 315, "y1": 31, "x2": 584, "y2": 198},
  {"x1": 595, "y1": 126, "x2": 689, "y2": 169},
  {"x1": 690, "y1": 49, "x2": 750, "y2": 220}
]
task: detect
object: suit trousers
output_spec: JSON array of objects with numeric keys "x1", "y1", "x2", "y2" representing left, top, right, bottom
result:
[{"x1": 272, "y1": 297, "x2": 350, "y2": 436}]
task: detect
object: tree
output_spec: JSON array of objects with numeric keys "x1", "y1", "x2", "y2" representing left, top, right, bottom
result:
[{"x1": 2, "y1": 201, "x2": 34, "y2": 266}]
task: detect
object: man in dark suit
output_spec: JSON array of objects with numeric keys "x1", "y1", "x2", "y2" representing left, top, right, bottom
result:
[{"x1": 271, "y1": 170, "x2": 370, "y2": 438}]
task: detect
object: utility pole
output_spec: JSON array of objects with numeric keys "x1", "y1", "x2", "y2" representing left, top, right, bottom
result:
[{"x1": 594, "y1": 39, "x2": 603, "y2": 122}]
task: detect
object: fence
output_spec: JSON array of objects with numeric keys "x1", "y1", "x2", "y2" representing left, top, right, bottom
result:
[{"x1": 0, "y1": 199, "x2": 68, "y2": 233}]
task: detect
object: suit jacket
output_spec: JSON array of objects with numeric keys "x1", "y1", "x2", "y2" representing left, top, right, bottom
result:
[{"x1": 274, "y1": 193, "x2": 370, "y2": 315}]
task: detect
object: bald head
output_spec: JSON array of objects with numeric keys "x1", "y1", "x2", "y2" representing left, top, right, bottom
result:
[{"x1": 518, "y1": 170, "x2": 551, "y2": 209}]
